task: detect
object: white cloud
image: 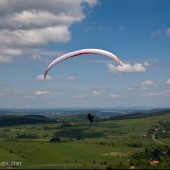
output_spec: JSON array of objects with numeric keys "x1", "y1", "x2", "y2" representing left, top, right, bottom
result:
[
  {"x1": 164, "y1": 90, "x2": 170, "y2": 96},
  {"x1": 0, "y1": 80, "x2": 7, "y2": 84},
  {"x1": 143, "y1": 92, "x2": 160, "y2": 97},
  {"x1": 143, "y1": 62, "x2": 150, "y2": 67},
  {"x1": 107, "y1": 63, "x2": 146, "y2": 73},
  {"x1": 0, "y1": 26, "x2": 70, "y2": 47},
  {"x1": 34, "y1": 90, "x2": 51, "y2": 96},
  {"x1": 141, "y1": 80, "x2": 155, "y2": 87},
  {"x1": 140, "y1": 80, "x2": 155, "y2": 89},
  {"x1": 165, "y1": 28, "x2": 170, "y2": 37},
  {"x1": 110, "y1": 94, "x2": 120, "y2": 98},
  {"x1": 71, "y1": 95, "x2": 85, "y2": 99},
  {"x1": 31, "y1": 50, "x2": 64, "y2": 62},
  {"x1": 129, "y1": 80, "x2": 155, "y2": 90},
  {"x1": 151, "y1": 28, "x2": 170, "y2": 38},
  {"x1": 24, "y1": 95, "x2": 34, "y2": 99},
  {"x1": 36, "y1": 74, "x2": 52, "y2": 81},
  {"x1": 0, "y1": 92, "x2": 7, "y2": 97},
  {"x1": 166, "y1": 79, "x2": 170, "y2": 84},
  {"x1": 151, "y1": 30, "x2": 163, "y2": 37},
  {"x1": 0, "y1": 48, "x2": 22, "y2": 56},
  {"x1": 0, "y1": 56, "x2": 12, "y2": 63},
  {"x1": 92, "y1": 90, "x2": 101, "y2": 95},
  {"x1": 66, "y1": 76, "x2": 77, "y2": 81},
  {"x1": 143, "y1": 90, "x2": 170, "y2": 97},
  {"x1": 32, "y1": 55, "x2": 41, "y2": 61},
  {"x1": 0, "y1": 0, "x2": 98, "y2": 57}
]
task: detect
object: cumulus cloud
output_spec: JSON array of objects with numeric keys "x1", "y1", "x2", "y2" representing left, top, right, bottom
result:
[
  {"x1": 92, "y1": 90, "x2": 101, "y2": 95},
  {"x1": 164, "y1": 90, "x2": 170, "y2": 96},
  {"x1": 128, "y1": 80, "x2": 155, "y2": 90},
  {"x1": 0, "y1": 26, "x2": 70, "y2": 47},
  {"x1": 165, "y1": 28, "x2": 170, "y2": 37},
  {"x1": 0, "y1": 48, "x2": 22, "y2": 56},
  {"x1": 0, "y1": 56, "x2": 12, "y2": 63},
  {"x1": 143, "y1": 92, "x2": 160, "y2": 97},
  {"x1": 107, "y1": 63, "x2": 146, "y2": 73},
  {"x1": 0, "y1": 0, "x2": 98, "y2": 57},
  {"x1": 71, "y1": 95, "x2": 85, "y2": 99},
  {"x1": 166, "y1": 79, "x2": 170, "y2": 84},
  {"x1": 151, "y1": 30, "x2": 163, "y2": 37},
  {"x1": 0, "y1": 80, "x2": 7, "y2": 84},
  {"x1": 32, "y1": 55, "x2": 42, "y2": 61},
  {"x1": 129, "y1": 80, "x2": 155, "y2": 90},
  {"x1": 24, "y1": 95, "x2": 34, "y2": 99},
  {"x1": 66, "y1": 76, "x2": 77, "y2": 81},
  {"x1": 36, "y1": 74, "x2": 52, "y2": 81},
  {"x1": 139, "y1": 80, "x2": 155, "y2": 89},
  {"x1": 110, "y1": 94, "x2": 120, "y2": 98},
  {"x1": 143, "y1": 62, "x2": 150, "y2": 67},
  {"x1": 151, "y1": 28, "x2": 170, "y2": 38},
  {"x1": 34, "y1": 90, "x2": 51, "y2": 96},
  {"x1": 143, "y1": 90, "x2": 170, "y2": 97}
]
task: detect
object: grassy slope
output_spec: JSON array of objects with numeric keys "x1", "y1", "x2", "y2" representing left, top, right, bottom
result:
[
  {"x1": 0, "y1": 112, "x2": 169, "y2": 169},
  {"x1": 0, "y1": 140, "x2": 123, "y2": 169}
]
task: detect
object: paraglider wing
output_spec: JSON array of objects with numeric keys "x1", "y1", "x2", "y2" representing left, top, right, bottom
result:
[{"x1": 44, "y1": 49, "x2": 123, "y2": 79}]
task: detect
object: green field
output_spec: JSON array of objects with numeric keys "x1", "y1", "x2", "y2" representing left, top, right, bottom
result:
[{"x1": 0, "y1": 111, "x2": 170, "y2": 169}]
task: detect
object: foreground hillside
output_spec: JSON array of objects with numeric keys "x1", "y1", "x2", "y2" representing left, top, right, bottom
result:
[{"x1": 0, "y1": 110, "x2": 170, "y2": 169}]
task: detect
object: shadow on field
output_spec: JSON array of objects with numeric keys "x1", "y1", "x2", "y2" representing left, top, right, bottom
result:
[{"x1": 54, "y1": 128, "x2": 104, "y2": 139}]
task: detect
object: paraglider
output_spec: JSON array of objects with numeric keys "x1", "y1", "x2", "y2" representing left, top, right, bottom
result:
[
  {"x1": 87, "y1": 112, "x2": 94, "y2": 122},
  {"x1": 44, "y1": 48, "x2": 123, "y2": 79}
]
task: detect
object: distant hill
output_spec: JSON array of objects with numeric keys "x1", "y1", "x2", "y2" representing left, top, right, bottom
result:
[
  {"x1": 109, "y1": 109, "x2": 170, "y2": 120},
  {"x1": 0, "y1": 108, "x2": 169, "y2": 118},
  {"x1": 0, "y1": 108, "x2": 170, "y2": 126},
  {"x1": 0, "y1": 115, "x2": 55, "y2": 126}
]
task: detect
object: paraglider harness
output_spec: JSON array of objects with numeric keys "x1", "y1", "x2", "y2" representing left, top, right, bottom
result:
[{"x1": 87, "y1": 112, "x2": 94, "y2": 122}]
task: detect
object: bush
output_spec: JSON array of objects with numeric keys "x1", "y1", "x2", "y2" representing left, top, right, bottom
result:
[
  {"x1": 16, "y1": 133, "x2": 39, "y2": 139},
  {"x1": 50, "y1": 137, "x2": 61, "y2": 142}
]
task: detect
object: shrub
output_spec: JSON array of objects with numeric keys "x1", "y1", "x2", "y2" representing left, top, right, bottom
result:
[{"x1": 50, "y1": 137, "x2": 61, "y2": 142}]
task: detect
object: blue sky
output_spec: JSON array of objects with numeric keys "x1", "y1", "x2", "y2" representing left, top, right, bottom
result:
[{"x1": 0, "y1": 0, "x2": 170, "y2": 108}]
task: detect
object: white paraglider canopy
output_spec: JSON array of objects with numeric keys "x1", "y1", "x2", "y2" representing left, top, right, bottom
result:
[{"x1": 44, "y1": 48, "x2": 123, "y2": 79}]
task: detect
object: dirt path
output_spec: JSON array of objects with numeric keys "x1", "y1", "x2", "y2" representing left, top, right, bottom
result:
[{"x1": 151, "y1": 133, "x2": 169, "y2": 146}]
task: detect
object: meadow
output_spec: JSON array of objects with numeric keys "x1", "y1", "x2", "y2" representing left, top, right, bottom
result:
[{"x1": 0, "y1": 111, "x2": 170, "y2": 169}]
